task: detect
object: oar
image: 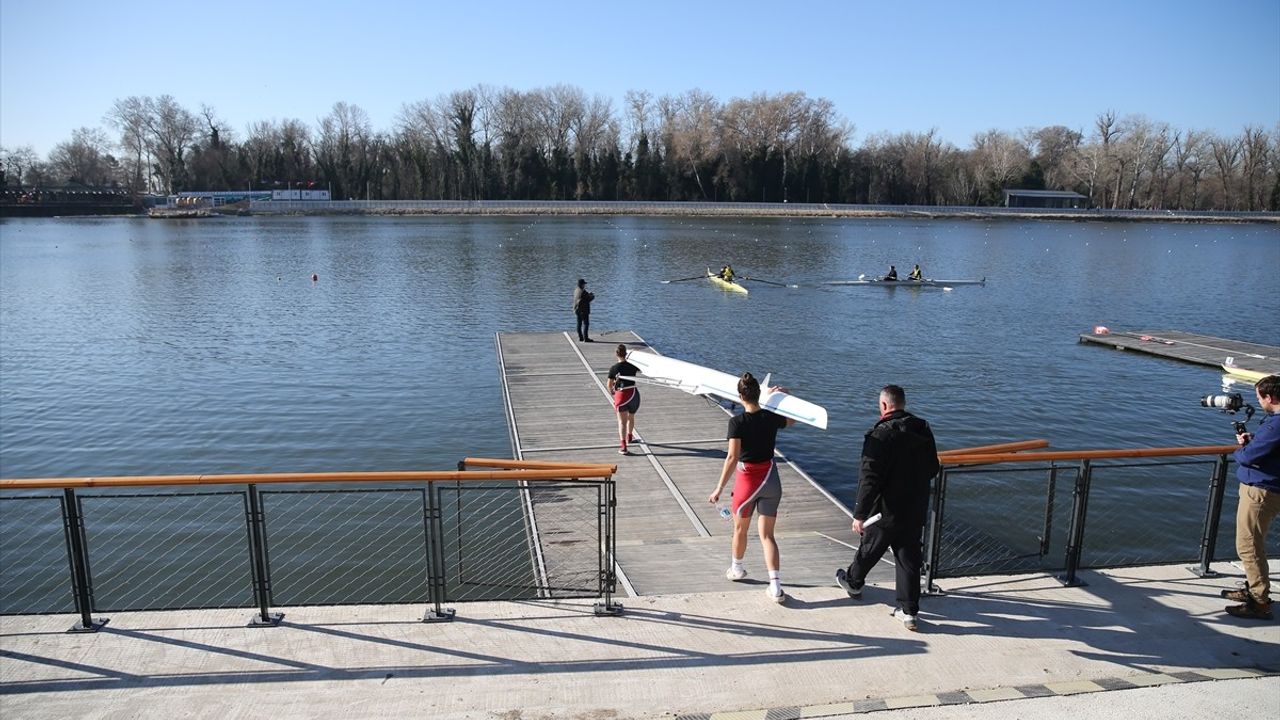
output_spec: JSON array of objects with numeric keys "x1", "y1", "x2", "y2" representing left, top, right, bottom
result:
[
  {"x1": 741, "y1": 276, "x2": 799, "y2": 289},
  {"x1": 662, "y1": 273, "x2": 708, "y2": 284}
]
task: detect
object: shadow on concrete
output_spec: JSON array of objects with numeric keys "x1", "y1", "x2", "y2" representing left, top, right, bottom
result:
[{"x1": 0, "y1": 603, "x2": 926, "y2": 695}]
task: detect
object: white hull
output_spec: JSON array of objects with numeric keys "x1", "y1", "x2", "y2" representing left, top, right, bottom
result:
[
  {"x1": 824, "y1": 277, "x2": 986, "y2": 287},
  {"x1": 624, "y1": 351, "x2": 828, "y2": 430}
]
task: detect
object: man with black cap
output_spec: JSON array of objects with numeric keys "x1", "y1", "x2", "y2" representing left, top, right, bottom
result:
[{"x1": 573, "y1": 278, "x2": 594, "y2": 342}]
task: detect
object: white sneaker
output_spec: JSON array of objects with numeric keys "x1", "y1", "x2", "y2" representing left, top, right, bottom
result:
[
  {"x1": 767, "y1": 585, "x2": 786, "y2": 604},
  {"x1": 891, "y1": 608, "x2": 918, "y2": 631},
  {"x1": 725, "y1": 565, "x2": 747, "y2": 581}
]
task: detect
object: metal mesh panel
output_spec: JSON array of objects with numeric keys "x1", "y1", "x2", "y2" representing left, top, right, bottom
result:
[
  {"x1": 0, "y1": 496, "x2": 73, "y2": 614},
  {"x1": 80, "y1": 492, "x2": 254, "y2": 611},
  {"x1": 437, "y1": 482, "x2": 538, "y2": 601},
  {"x1": 261, "y1": 488, "x2": 429, "y2": 606},
  {"x1": 438, "y1": 481, "x2": 601, "y2": 601},
  {"x1": 933, "y1": 465, "x2": 1073, "y2": 578},
  {"x1": 1080, "y1": 460, "x2": 1222, "y2": 568}
]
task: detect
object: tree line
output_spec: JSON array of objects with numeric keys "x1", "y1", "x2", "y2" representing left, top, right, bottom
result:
[{"x1": 2, "y1": 86, "x2": 1278, "y2": 211}]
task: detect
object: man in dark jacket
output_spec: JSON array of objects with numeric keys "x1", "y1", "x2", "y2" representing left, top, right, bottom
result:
[
  {"x1": 572, "y1": 278, "x2": 594, "y2": 342},
  {"x1": 836, "y1": 384, "x2": 939, "y2": 631},
  {"x1": 1223, "y1": 374, "x2": 1280, "y2": 621}
]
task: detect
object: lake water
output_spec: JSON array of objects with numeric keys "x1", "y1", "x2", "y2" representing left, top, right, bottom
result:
[{"x1": 1, "y1": 214, "x2": 1277, "y2": 508}]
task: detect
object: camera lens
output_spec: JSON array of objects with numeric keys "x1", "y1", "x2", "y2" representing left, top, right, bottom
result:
[{"x1": 1201, "y1": 393, "x2": 1243, "y2": 411}]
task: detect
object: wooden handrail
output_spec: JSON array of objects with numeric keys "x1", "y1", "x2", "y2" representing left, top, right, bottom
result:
[
  {"x1": 0, "y1": 465, "x2": 616, "y2": 491},
  {"x1": 462, "y1": 457, "x2": 619, "y2": 472},
  {"x1": 938, "y1": 439, "x2": 1049, "y2": 457},
  {"x1": 941, "y1": 444, "x2": 1237, "y2": 467}
]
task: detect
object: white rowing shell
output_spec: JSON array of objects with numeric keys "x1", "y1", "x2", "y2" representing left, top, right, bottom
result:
[{"x1": 623, "y1": 351, "x2": 828, "y2": 430}]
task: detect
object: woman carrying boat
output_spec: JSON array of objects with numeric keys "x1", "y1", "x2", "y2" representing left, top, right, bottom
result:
[
  {"x1": 606, "y1": 344, "x2": 641, "y2": 454},
  {"x1": 708, "y1": 372, "x2": 796, "y2": 603}
]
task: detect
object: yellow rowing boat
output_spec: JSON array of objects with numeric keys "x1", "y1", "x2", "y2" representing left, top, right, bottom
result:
[
  {"x1": 707, "y1": 268, "x2": 748, "y2": 294},
  {"x1": 1222, "y1": 365, "x2": 1267, "y2": 383}
]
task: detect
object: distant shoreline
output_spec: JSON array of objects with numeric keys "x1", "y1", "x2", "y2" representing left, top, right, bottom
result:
[{"x1": 243, "y1": 200, "x2": 1280, "y2": 224}]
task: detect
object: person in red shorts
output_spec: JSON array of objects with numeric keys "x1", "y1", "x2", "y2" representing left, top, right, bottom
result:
[
  {"x1": 606, "y1": 344, "x2": 641, "y2": 455},
  {"x1": 708, "y1": 372, "x2": 795, "y2": 603}
]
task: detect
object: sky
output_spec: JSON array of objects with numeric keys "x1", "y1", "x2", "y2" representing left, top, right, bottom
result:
[{"x1": 2, "y1": 0, "x2": 1277, "y2": 157}]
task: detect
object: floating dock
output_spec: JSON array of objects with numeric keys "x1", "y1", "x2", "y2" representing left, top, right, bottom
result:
[
  {"x1": 495, "y1": 330, "x2": 886, "y2": 596},
  {"x1": 1079, "y1": 329, "x2": 1279, "y2": 377}
]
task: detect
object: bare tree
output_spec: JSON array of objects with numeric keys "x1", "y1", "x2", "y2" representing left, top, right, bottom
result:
[
  {"x1": 104, "y1": 97, "x2": 151, "y2": 193},
  {"x1": 1, "y1": 145, "x2": 40, "y2": 189},
  {"x1": 48, "y1": 127, "x2": 114, "y2": 185},
  {"x1": 1209, "y1": 134, "x2": 1243, "y2": 209},
  {"x1": 140, "y1": 95, "x2": 200, "y2": 193}
]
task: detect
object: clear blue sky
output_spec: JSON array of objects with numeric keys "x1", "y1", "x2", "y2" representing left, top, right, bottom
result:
[{"x1": 2, "y1": 0, "x2": 1277, "y2": 156}]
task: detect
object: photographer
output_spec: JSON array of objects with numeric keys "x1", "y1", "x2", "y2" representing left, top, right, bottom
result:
[{"x1": 1224, "y1": 374, "x2": 1280, "y2": 621}]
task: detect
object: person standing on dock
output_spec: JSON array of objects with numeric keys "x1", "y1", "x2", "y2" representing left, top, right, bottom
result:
[
  {"x1": 572, "y1": 278, "x2": 594, "y2": 342},
  {"x1": 709, "y1": 372, "x2": 795, "y2": 603},
  {"x1": 1224, "y1": 374, "x2": 1280, "y2": 621},
  {"x1": 836, "y1": 385, "x2": 939, "y2": 631},
  {"x1": 607, "y1": 345, "x2": 641, "y2": 455}
]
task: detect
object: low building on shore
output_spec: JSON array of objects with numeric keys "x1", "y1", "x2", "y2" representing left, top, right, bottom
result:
[{"x1": 1003, "y1": 188, "x2": 1088, "y2": 209}]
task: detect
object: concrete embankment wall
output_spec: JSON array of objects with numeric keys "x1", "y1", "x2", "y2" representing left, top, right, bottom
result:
[{"x1": 248, "y1": 199, "x2": 1280, "y2": 223}]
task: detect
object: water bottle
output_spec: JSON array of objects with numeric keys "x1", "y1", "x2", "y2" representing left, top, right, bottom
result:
[{"x1": 716, "y1": 504, "x2": 733, "y2": 522}]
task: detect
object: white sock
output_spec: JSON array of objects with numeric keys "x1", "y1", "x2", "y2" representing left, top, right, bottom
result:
[
  {"x1": 731, "y1": 556, "x2": 744, "y2": 569},
  {"x1": 768, "y1": 570, "x2": 781, "y2": 590}
]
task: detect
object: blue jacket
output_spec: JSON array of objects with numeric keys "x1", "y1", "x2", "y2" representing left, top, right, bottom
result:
[{"x1": 1235, "y1": 411, "x2": 1280, "y2": 492}]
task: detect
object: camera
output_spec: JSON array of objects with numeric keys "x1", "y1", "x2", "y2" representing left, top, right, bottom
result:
[
  {"x1": 1201, "y1": 393, "x2": 1245, "y2": 412},
  {"x1": 1201, "y1": 393, "x2": 1254, "y2": 436}
]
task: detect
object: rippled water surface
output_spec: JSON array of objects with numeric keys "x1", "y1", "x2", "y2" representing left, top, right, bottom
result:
[{"x1": 2, "y1": 216, "x2": 1277, "y2": 507}]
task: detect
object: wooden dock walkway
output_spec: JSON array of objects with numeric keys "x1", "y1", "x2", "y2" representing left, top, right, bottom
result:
[
  {"x1": 1079, "y1": 329, "x2": 1279, "y2": 377},
  {"x1": 495, "y1": 330, "x2": 890, "y2": 597}
]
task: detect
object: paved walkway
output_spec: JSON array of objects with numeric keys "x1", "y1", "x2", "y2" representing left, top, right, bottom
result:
[{"x1": 2, "y1": 561, "x2": 1277, "y2": 719}]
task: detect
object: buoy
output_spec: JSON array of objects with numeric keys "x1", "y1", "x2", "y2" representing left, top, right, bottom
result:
[
  {"x1": 311, "y1": 274, "x2": 319, "y2": 282},
  {"x1": 1093, "y1": 326, "x2": 1110, "y2": 335}
]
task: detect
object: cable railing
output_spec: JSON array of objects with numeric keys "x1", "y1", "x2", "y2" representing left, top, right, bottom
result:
[
  {"x1": 0, "y1": 458, "x2": 618, "y2": 632},
  {"x1": 926, "y1": 444, "x2": 1251, "y2": 591}
]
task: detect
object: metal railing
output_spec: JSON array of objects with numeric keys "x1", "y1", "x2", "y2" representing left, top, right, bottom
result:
[
  {"x1": 0, "y1": 458, "x2": 619, "y2": 632},
  {"x1": 924, "y1": 444, "x2": 1256, "y2": 591}
]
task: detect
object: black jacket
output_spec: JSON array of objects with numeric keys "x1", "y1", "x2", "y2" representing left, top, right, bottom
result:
[{"x1": 853, "y1": 410, "x2": 940, "y2": 530}]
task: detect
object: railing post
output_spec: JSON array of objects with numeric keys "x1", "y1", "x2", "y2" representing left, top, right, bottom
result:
[
  {"x1": 422, "y1": 481, "x2": 455, "y2": 622},
  {"x1": 1058, "y1": 459, "x2": 1092, "y2": 587},
  {"x1": 1039, "y1": 464, "x2": 1059, "y2": 557},
  {"x1": 922, "y1": 468, "x2": 948, "y2": 595},
  {"x1": 1189, "y1": 455, "x2": 1230, "y2": 578},
  {"x1": 62, "y1": 488, "x2": 107, "y2": 633},
  {"x1": 245, "y1": 484, "x2": 283, "y2": 626},
  {"x1": 594, "y1": 476, "x2": 622, "y2": 616}
]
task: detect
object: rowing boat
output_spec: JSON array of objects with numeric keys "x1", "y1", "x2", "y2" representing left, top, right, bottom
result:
[
  {"x1": 1222, "y1": 364, "x2": 1267, "y2": 383},
  {"x1": 624, "y1": 351, "x2": 827, "y2": 429},
  {"x1": 707, "y1": 268, "x2": 749, "y2": 294},
  {"x1": 824, "y1": 277, "x2": 986, "y2": 287}
]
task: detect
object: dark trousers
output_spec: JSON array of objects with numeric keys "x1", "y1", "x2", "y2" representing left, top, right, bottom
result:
[
  {"x1": 846, "y1": 523, "x2": 924, "y2": 615},
  {"x1": 576, "y1": 314, "x2": 590, "y2": 341}
]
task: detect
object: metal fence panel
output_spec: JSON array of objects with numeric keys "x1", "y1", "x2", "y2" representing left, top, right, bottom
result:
[
  {"x1": 80, "y1": 492, "x2": 254, "y2": 611},
  {"x1": 0, "y1": 496, "x2": 73, "y2": 614},
  {"x1": 261, "y1": 488, "x2": 429, "y2": 606},
  {"x1": 437, "y1": 481, "x2": 601, "y2": 601},
  {"x1": 1080, "y1": 460, "x2": 1225, "y2": 568},
  {"x1": 933, "y1": 466, "x2": 1072, "y2": 578}
]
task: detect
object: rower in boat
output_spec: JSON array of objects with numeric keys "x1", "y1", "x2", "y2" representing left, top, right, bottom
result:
[
  {"x1": 908, "y1": 264, "x2": 923, "y2": 281},
  {"x1": 882, "y1": 265, "x2": 898, "y2": 281},
  {"x1": 718, "y1": 264, "x2": 736, "y2": 282}
]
